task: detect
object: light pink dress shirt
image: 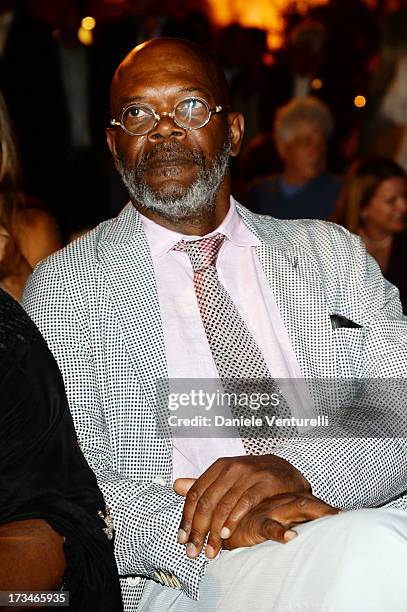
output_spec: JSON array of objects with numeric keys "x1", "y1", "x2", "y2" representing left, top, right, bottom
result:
[{"x1": 141, "y1": 198, "x2": 310, "y2": 482}]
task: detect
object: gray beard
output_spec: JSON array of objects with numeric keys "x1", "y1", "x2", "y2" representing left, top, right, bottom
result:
[{"x1": 116, "y1": 135, "x2": 231, "y2": 223}]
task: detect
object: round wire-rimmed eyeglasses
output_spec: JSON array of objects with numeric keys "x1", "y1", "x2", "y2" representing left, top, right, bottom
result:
[{"x1": 110, "y1": 96, "x2": 225, "y2": 136}]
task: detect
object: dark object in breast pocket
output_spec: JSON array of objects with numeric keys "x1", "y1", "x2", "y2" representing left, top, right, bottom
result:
[{"x1": 330, "y1": 314, "x2": 362, "y2": 330}]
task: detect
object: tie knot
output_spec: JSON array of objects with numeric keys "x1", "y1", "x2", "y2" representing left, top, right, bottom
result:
[{"x1": 174, "y1": 234, "x2": 226, "y2": 273}]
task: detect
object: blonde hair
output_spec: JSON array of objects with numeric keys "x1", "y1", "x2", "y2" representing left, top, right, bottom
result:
[
  {"x1": 334, "y1": 156, "x2": 407, "y2": 233},
  {"x1": 0, "y1": 91, "x2": 22, "y2": 230}
]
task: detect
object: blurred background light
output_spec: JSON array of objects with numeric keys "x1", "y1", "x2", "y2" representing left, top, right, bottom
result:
[
  {"x1": 208, "y1": 0, "x2": 329, "y2": 49},
  {"x1": 81, "y1": 16, "x2": 96, "y2": 31},
  {"x1": 311, "y1": 78, "x2": 323, "y2": 90},
  {"x1": 78, "y1": 25, "x2": 94, "y2": 46},
  {"x1": 354, "y1": 95, "x2": 367, "y2": 108}
]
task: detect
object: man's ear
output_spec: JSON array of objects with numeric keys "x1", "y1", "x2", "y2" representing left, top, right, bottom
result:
[
  {"x1": 106, "y1": 127, "x2": 118, "y2": 162},
  {"x1": 227, "y1": 112, "x2": 245, "y2": 157}
]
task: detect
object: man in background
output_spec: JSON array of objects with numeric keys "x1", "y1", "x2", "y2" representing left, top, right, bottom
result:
[{"x1": 245, "y1": 96, "x2": 340, "y2": 220}]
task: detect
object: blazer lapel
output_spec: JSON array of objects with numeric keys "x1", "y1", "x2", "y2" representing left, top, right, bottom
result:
[
  {"x1": 97, "y1": 204, "x2": 171, "y2": 449},
  {"x1": 236, "y1": 203, "x2": 338, "y2": 379}
]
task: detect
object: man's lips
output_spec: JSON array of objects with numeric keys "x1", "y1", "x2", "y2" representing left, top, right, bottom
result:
[{"x1": 145, "y1": 157, "x2": 196, "y2": 170}]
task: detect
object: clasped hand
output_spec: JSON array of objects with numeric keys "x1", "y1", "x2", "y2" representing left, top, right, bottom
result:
[{"x1": 173, "y1": 455, "x2": 338, "y2": 559}]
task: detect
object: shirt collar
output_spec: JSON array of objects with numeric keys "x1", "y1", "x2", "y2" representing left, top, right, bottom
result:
[{"x1": 140, "y1": 196, "x2": 260, "y2": 258}]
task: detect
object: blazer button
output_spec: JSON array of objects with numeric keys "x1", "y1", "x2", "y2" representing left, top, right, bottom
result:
[
  {"x1": 153, "y1": 475, "x2": 167, "y2": 486},
  {"x1": 127, "y1": 576, "x2": 141, "y2": 586}
]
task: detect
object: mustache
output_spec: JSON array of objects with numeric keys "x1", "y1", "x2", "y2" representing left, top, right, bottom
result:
[{"x1": 135, "y1": 142, "x2": 205, "y2": 174}]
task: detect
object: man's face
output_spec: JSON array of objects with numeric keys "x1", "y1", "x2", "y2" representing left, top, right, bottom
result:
[
  {"x1": 106, "y1": 42, "x2": 242, "y2": 223},
  {"x1": 277, "y1": 120, "x2": 327, "y2": 183}
]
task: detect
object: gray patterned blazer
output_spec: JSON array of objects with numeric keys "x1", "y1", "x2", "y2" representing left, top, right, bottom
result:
[{"x1": 23, "y1": 202, "x2": 407, "y2": 611}]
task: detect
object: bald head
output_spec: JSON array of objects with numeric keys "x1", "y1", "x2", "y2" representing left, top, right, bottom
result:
[{"x1": 109, "y1": 38, "x2": 229, "y2": 118}]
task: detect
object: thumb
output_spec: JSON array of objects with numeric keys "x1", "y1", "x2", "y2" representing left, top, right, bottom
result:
[
  {"x1": 173, "y1": 478, "x2": 196, "y2": 496},
  {"x1": 261, "y1": 518, "x2": 294, "y2": 544}
]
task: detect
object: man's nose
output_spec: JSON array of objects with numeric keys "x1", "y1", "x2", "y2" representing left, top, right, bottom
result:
[{"x1": 147, "y1": 115, "x2": 187, "y2": 142}]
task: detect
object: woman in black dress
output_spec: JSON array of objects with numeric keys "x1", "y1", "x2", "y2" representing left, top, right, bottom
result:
[{"x1": 0, "y1": 288, "x2": 123, "y2": 611}]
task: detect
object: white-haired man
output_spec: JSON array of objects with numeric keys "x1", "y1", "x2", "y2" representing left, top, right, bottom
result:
[{"x1": 246, "y1": 96, "x2": 340, "y2": 220}]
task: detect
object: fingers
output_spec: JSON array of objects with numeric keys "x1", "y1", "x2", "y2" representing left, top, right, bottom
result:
[
  {"x1": 203, "y1": 531, "x2": 223, "y2": 559},
  {"x1": 173, "y1": 478, "x2": 195, "y2": 497},
  {"x1": 206, "y1": 483, "x2": 275, "y2": 558},
  {"x1": 206, "y1": 494, "x2": 297, "y2": 557},
  {"x1": 269, "y1": 494, "x2": 339, "y2": 526},
  {"x1": 174, "y1": 477, "x2": 196, "y2": 547},
  {"x1": 217, "y1": 494, "x2": 338, "y2": 553},
  {"x1": 179, "y1": 471, "x2": 238, "y2": 557},
  {"x1": 261, "y1": 518, "x2": 296, "y2": 544},
  {"x1": 176, "y1": 459, "x2": 230, "y2": 551},
  {"x1": 178, "y1": 457, "x2": 256, "y2": 557},
  {"x1": 223, "y1": 515, "x2": 291, "y2": 550}
]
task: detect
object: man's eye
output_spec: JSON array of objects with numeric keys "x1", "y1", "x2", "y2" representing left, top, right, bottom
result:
[
  {"x1": 128, "y1": 107, "x2": 147, "y2": 118},
  {"x1": 187, "y1": 98, "x2": 207, "y2": 111}
]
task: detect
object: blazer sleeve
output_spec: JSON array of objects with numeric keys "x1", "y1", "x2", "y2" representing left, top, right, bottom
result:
[
  {"x1": 273, "y1": 227, "x2": 407, "y2": 510},
  {"x1": 23, "y1": 261, "x2": 208, "y2": 601}
]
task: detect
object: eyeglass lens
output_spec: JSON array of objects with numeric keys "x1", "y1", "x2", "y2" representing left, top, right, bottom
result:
[{"x1": 122, "y1": 97, "x2": 210, "y2": 135}]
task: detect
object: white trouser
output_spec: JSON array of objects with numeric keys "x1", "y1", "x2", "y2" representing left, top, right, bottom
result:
[{"x1": 138, "y1": 508, "x2": 407, "y2": 611}]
